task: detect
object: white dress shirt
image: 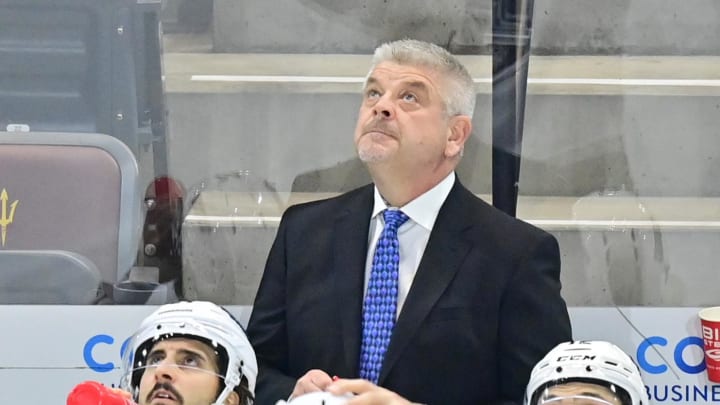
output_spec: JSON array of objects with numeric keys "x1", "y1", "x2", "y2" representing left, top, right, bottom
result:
[{"x1": 364, "y1": 172, "x2": 455, "y2": 318}]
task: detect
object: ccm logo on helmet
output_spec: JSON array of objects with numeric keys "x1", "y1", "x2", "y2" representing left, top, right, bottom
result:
[
  {"x1": 556, "y1": 355, "x2": 597, "y2": 361},
  {"x1": 83, "y1": 334, "x2": 131, "y2": 373}
]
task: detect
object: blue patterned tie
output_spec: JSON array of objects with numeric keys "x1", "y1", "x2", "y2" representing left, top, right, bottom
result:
[{"x1": 359, "y1": 209, "x2": 409, "y2": 383}]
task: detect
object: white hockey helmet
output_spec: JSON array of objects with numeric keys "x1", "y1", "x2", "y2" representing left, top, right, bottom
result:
[
  {"x1": 525, "y1": 341, "x2": 645, "y2": 405},
  {"x1": 119, "y1": 301, "x2": 257, "y2": 405},
  {"x1": 275, "y1": 391, "x2": 353, "y2": 405}
]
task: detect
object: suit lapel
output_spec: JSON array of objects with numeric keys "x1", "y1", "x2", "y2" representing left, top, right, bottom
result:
[
  {"x1": 332, "y1": 186, "x2": 374, "y2": 375},
  {"x1": 379, "y1": 181, "x2": 475, "y2": 384}
]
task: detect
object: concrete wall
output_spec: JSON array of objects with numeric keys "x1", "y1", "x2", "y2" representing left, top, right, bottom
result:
[
  {"x1": 165, "y1": 91, "x2": 720, "y2": 198},
  {"x1": 213, "y1": 0, "x2": 720, "y2": 55}
]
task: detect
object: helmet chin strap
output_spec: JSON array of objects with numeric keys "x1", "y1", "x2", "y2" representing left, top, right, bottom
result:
[{"x1": 212, "y1": 371, "x2": 241, "y2": 405}]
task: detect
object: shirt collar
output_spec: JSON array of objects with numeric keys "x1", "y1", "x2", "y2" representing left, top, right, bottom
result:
[{"x1": 371, "y1": 172, "x2": 455, "y2": 231}]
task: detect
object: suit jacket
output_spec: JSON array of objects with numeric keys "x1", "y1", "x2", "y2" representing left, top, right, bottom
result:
[{"x1": 247, "y1": 179, "x2": 572, "y2": 405}]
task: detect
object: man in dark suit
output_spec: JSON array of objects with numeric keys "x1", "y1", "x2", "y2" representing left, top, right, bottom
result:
[{"x1": 247, "y1": 39, "x2": 571, "y2": 405}]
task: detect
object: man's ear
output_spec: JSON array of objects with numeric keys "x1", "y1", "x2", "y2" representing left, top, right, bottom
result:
[
  {"x1": 225, "y1": 390, "x2": 240, "y2": 405},
  {"x1": 445, "y1": 115, "x2": 472, "y2": 158}
]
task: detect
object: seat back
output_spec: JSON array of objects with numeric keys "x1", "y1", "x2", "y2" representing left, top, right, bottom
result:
[
  {"x1": 0, "y1": 132, "x2": 141, "y2": 291},
  {"x1": 0, "y1": 250, "x2": 101, "y2": 304}
]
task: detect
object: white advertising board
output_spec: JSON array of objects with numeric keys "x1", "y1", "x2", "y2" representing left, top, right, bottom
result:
[
  {"x1": 571, "y1": 307, "x2": 720, "y2": 403},
  {"x1": 1, "y1": 306, "x2": 718, "y2": 404}
]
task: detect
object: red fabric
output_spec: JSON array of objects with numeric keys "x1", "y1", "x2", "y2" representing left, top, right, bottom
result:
[{"x1": 67, "y1": 381, "x2": 135, "y2": 405}]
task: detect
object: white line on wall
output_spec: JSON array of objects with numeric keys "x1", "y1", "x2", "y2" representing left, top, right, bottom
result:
[{"x1": 190, "y1": 75, "x2": 720, "y2": 87}]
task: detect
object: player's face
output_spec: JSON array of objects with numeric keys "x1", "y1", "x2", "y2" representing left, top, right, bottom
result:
[
  {"x1": 535, "y1": 382, "x2": 624, "y2": 405},
  {"x1": 137, "y1": 338, "x2": 222, "y2": 405}
]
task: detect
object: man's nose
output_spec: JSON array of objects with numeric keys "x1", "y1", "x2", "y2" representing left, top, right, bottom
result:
[
  {"x1": 153, "y1": 361, "x2": 178, "y2": 381},
  {"x1": 372, "y1": 95, "x2": 394, "y2": 119}
]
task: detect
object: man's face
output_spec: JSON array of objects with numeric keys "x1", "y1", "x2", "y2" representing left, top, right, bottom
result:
[
  {"x1": 354, "y1": 61, "x2": 464, "y2": 174},
  {"x1": 537, "y1": 382, "x2": 624, "y2": 405},
  {"x1": 137, "y1": 337, "x2": 222, "y2": 405}
]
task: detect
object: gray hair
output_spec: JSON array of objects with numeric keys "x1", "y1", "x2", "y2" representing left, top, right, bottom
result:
[{"x1": 368, "y1": 39, "x2": 475, "y2": 117}]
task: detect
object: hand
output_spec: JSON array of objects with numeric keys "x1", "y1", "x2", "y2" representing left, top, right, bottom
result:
[
  {"x1": 327, "y1": 378, "x2": 416, "y2": 405},
  {"x1": 290, "y1": 369, "x2": 334, "y2": 399}
]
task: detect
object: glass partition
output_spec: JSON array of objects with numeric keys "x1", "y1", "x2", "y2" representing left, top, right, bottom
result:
[
  {"x1": 1, "y1": 0, "x2": 718, "y2": 307},
  {"x1": 519, "y1": 0, "x2": 720, "y2": 306},
  {"x1": 163, "y1": 0, "x2": 496, "y2": 305}
]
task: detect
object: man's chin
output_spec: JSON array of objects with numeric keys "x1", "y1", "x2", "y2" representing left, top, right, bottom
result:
[{"x1": 357, "y1": 148, "x2": 391, "y2": 164}]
